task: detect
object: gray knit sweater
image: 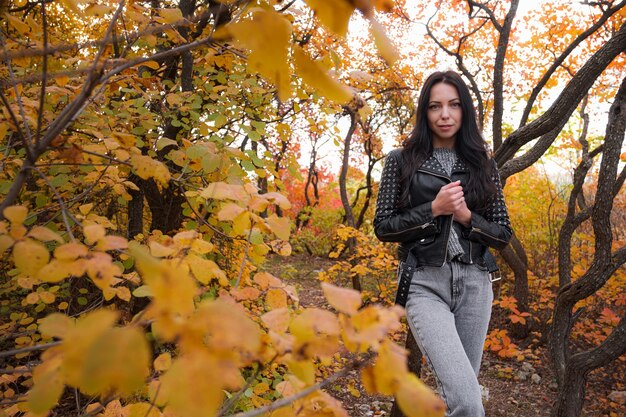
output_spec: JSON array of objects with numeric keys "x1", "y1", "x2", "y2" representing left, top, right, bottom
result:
[{"x1": 432, "y1": 148, "x2": 465, "y2": 259}]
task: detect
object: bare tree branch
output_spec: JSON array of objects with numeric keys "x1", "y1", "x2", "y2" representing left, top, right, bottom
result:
[
  {"x1": 518, "y1": 0, "x2": 626, "y2": 127},
  {"x1": 495, "y1": 21, "x2": 626, "y2": 166}
]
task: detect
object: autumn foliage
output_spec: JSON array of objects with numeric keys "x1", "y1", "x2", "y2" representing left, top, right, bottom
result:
[
  {"x1": 1, "y1": 0, "x2": 626, "y2": 416},
  {"x1": 0, "y1": 0, "x2": 449, "y2": 416}
]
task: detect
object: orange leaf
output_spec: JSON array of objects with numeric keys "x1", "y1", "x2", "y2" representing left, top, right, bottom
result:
[{"x1": 321, "y1": 282, "x2": 361, "y2": 315}]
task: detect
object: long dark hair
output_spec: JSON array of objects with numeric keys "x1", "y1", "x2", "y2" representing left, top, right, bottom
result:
[{"x1": 400, "y1": 71, "x2": 496, "y2": 211}]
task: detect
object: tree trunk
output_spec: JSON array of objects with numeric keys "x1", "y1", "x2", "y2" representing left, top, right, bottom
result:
[
  {"x1": 127, "y1": 174, "x2": 144, "y2": 238},
  {"x1": 339, "y1": 112, "x2": 357, "y2": 230},
  {"x1": 550, "y1": 75, "x2": 626, "y2": 417},
  {"x1": 501, "y1": 235, "x2": 530, "y2": 339}
]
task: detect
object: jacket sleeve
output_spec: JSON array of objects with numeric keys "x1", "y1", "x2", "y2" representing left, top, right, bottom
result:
[
  {"x1": 374, "y1": 150, "x2": 438, "y2": 243},
  {"x1": 464, "y1": 160, "x2": 512, "y2": 250}
]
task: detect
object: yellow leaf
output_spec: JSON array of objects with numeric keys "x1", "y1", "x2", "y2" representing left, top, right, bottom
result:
[
  {"x1": 321, "y1": 282, "x2": 361, "y2": 315},
  {"x1": 61, "y1": 310, "x2": 118, "y2": 387},
  {"x1": 96, "y1": 235, "x2": 128, "y2": 251},
  {"x1": 265, "y1": 214, "x2": 291, "y2": 241},
  {"x1": 112, "y1": 132, "x2": 137, "y2": 148},
  {"x1": 13, "y1": 239, "x2": 50, "y2": 277},
  {"x1": 159, "y1": 353, "x2": 226, "y2": 417},
  {"x1": 253, "y1": 271, "x2": 281, "y2": 290},
  {"x1": 0, "y1": 235, "x2": 15, "y2": 253},
  {"x1": 130, "y1": 154, "x2": 171, "y2": 186},
  {"x1": 142, "y1": 60, "x2": 161, "y2": 70},
  {"x1": 156, "y1": 7, "x2": 184, "y2": 24},
  {"x1": 370, "y1": 18, "x2": 399, "y2": 66},
  {"x1": 80, "y1": 326, "x2": 151, "y2": 396},
  {"x1": 232, "y1": 212, "x2": 252, "y2": 236},
  {"x1": 27, "y1": 226, "x2": 64, "y2": 243},
  {"x1": 125, "y1": 403, "x2": 161, "y2": 417},
  {"x1": 40, "y1": 313, "x2": 74, "y2": 339},
  {"x1": 228, "y1": 9, "x2": 292, "y2": 101},
  {"x1": 185, "y1": 254, "x2": 227, "y2": 285},
  {"x1": 231, "y1": 286, "x2": 261, "y2": 301},
  {"x1": 154, "y1": 352, "x2": 172, "y2": 372},
  {"x1": 199, "y1": 182, "x2": 247, "y2": 201},
  {"x1": 303, "y1": 0, "x2": 354, "y2": 36},
  {"x1": 190, "y1": 238, "x2": 214, "y2": 254},
  {"x1": 3, "y1": 205, "x2": 27, "y2": 225},
  {"x1": 368, "y1": 341, "x2": 408, "y2": 395},
  {"x1": 248, "y1": 196, "x2": 269, "y2": 212},
  {"x1": 194, "y1": 299, "x2": 263, "y2": 359},
  {"x1": 79, "y1": 203, "x2": 93, "y2": 215},
  {"x1": 149, "y1": 240, "x2": 176, "y2": 258},
  {"x1": 84, "y1": 224, "x2": 106, "y2": 245},
  {"x1": 293, "y1": 45, "x2": 353, "y2": 104},
  {"x1": 395, "y1": 373, "x2": 446, "y2": 417},
  {"x1": 40, "y1": 291, "x2": 56, "y2": 304},
  {"x1": 290, "y1": 308, "x2": 340, "y2": 342},
  {"x1": 287, "y1": 359, "x2": 316, "y2": 386},
  {"x1": 262, "y1": 192, "x2": 292, "y2": 210},
  {"x1": 253, "y1": 382, "x2": 270, "y2": 395},
  {"x1": 115, "y1": 286, "x2": 131, "y2": 302},
  {"x1": 4, "y1": 14, "x2": 31, "y2": 35},
  {"x1": 54, "y1": 242, "x2": 88, "y2": 261},
  {"x1": 261, "y1": 308, "x2": 290, "y2": 334},
  {"x1": 172, "y1": 230, "x2": 198, "y2": 247},
  {"x1": 269, "y1": 240, "x2": 292, "y2": 256},
  {"x1": 265, "y1": 288, "x2": 288, "y2": 310},
  {"x1": 218, "y1": 203, "x2": 246, "y2": 221},
  {"x1": 84, "y1": 3, "x2": 113, "y2": 16},
  {"x1": 103, "y1": 287, "x2": 116, "y2": 301},
  {"x1": 25, "y1": 292, "x2": 40, "y2": 304},
  {"x1": 37, "y1": 259, "x2": 75, "y2": 283},
  {"x1": 28, "y1": 353, "x2": 64, "y2": 415}
]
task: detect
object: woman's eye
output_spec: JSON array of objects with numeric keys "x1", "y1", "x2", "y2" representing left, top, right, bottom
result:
[
  {"x1": 451, "y1": 102, "x2": 461, "y2": 108},
  {"x1": 429, "y1": 104, "x2": 440, "y2": 110}
]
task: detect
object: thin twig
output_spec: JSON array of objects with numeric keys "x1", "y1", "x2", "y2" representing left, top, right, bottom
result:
[
  {"x1": 0, "y1": 341, "x2": 61, "y2": 359},
  {"x1": 36, "y1": 0, "x2": 49, "y2": 144}
]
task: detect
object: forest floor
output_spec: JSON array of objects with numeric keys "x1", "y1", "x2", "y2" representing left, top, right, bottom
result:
[{"x1": 263, "y1": 254, "x2": 626, "y2": 417}]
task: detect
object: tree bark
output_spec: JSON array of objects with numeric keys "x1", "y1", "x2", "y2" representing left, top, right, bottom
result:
[
  {"x1": 550, "y1": 76, "x2": 626, "y2": 417},
  {"x1": 491, "y1": 0, "x2": 518, "y2": 150},
  {"x1": 501, "y1": 235, "x2": 530, "y2": 339},
  {"x1": 339, "y1": 112, "x2": 357, "y2": 230}
]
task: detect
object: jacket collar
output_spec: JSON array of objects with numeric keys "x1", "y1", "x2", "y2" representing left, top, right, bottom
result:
[{"x1": 418, "y1": 153, "x2": 468, "y2": 178}]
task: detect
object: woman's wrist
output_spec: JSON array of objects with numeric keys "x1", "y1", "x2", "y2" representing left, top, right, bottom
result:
[{"x1": 456, "y1": 209, "x2": 472, "y2": 227}]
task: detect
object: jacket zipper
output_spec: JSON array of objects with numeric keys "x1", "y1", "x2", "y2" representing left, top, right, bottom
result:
[
  {"x1": 382, "y1": 221, "x2": 435, "y2": 237},
  {"x1": 471, "y1": 227, "x2": 508, "y2": 244}
]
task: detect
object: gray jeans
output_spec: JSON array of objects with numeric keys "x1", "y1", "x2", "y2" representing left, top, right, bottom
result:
[{"x1": 405, "y1": 261, "x2": 493, "y2": 417}]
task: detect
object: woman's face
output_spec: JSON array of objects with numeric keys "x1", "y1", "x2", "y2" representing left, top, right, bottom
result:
[{"x1": 427, "y1": 82, "x2": 462, "y2": 148}]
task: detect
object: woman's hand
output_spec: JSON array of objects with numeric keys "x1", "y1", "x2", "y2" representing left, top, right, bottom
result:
[{"x1": 431, "y1": 181, "x2": 472, "y2": 226}]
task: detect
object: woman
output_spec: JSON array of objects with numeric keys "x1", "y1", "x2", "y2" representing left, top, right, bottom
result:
[{"x1": 374, "y1": 71, "x2": 512, "y2": 417}]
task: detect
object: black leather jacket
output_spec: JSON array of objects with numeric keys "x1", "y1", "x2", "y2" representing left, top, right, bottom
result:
[{"x1": 374, "y1": 149, "x2": 512, "y2": 267}]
